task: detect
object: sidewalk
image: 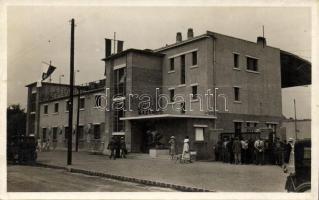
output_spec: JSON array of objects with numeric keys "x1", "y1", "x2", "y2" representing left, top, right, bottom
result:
[{"x1": 37, "y1": 151, "x2": 287, "y2": 192}]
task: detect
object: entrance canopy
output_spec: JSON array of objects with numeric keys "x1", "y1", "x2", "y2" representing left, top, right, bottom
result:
[
  {"x1": 280, "y1": 50, "x2": 311, "y2": 88},
  {"x1": 120, "y1": 114, "x2": 216, "y2": 121}
]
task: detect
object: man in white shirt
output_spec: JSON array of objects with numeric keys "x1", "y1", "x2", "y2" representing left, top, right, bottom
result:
[{"x1": 254, "y1": 136, "x2": 264, "y2": 165}]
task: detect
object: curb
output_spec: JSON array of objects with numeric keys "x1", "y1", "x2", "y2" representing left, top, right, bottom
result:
[{"x1": 36, "y1": 163, "x2": 213, "y2": 192}]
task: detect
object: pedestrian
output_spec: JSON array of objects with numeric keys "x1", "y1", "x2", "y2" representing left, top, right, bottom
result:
[
  {"x1": 233, "y1": 137, "x2": 242, "y2": 164},
  {"x1": 120, "y1": 137, "x2": 127, "y2": 158},
  {"x1": 182, "y1": 136, "x2": 191, "y2": 163},
  {"x1": 241, "y1": 139, "x2": 248, "y2": 164},
  {"x1": 284, "y1": 138, "x2": 294, "y2": 163},
  {"x1": 227, "y1": 137, "x2": 234, "y2": 164},
  {"x1": 222, "y1": 137, "x2": 229, "y2": 163},
  {"x1": 168, "y1": 136, "x2": 177, "y2": 160},
  {"x1": 274, "y1": 138, "x2": 283, "y2": 166},
  {"x1": 217, "y1": 139, "x2": 223, "y2": 161},
  {"x1": 254, "y1": 136, "x2": 265, "y2": 165},
  {"x1": 107, "y1": 136, "x2": 116, "y2": 160}
]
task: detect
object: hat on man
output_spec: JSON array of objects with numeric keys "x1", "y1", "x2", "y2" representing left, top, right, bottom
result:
[
  {"x1": 170, "y1": 136, "x2": 175, "y2": 139},
  {"x1": 288, "y1": 138, "x2": 294, "y2": 142},
  {"x1": 184, "y1": 138, "x2": 189, "y2": 143}
]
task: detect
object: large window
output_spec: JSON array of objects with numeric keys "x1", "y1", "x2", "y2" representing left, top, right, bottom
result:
[
  {"x1": 234, "y1": 122, "x2": 242, "y2": 135},
  {"x1": 113, "y1": 67, "x2": 126, "y2": 97},
  {"x1": 169, "y1": 58, "x2": 174, "y2": 71},
  {"x1": 93, "y1": 124, "x2": 101, "y2": 139},
  {"x1": 65, "y1": 101, "x2": 69, "y2": 111},
  {"x1": 54, "y1": 102, "x2": 59, "y2": 113},
  {"x1": 78, "y1": 125, "x2": 84, "y2": 140},
  {"x1": 192, "y1": 51, "x2": 197, "y2": 66},
  {"x1": 192, "y1": 85, "x2": 198, "y2": 100},
  {"x1": 180, "y1": 55, "x2": 185, "y2": 84},
  {"x1": 234, "y1": 87, "x2": 240, "y2": 101},
  {"x1": 44, "y1": 105, "x2": 48, "y2": 114},
  {"x1": 79, "y1": 97, "x2": 85, "y2": 109},
  {"x1": 42, "y1": 128, "x2": 47, "y2": 140},
  {"x1": 246, "y1": 57, "x2": 258, "y2": 71},
  {"x1": 233, "y1": 53, "x2": 239, "y2": 68},
  {"x1": 113, "y1": 101, "x2": 125, "y2": 132},
  {"x1": 169, "y1": 89, "x2": 174, "y2": 102},
  {"x1": 195, "y1": 127, "x2": 204, "y2": 141},
  {"x1": 181, "y1": 101, "x2": 186, "y2": 114},
  {"x1": 95, "y1": 95, "x2": 102, "y2": 107},
  {"x1": 52, "y1": 127, "x2": 58, "y2": 141}
]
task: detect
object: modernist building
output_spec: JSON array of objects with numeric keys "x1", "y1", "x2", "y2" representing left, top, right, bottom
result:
[
  {"x1": 26, "y1": 29, "x2": 310, "y2": 159},
  {"x1": 103, "y1": 29, "x2": 284, "y2": 159}
]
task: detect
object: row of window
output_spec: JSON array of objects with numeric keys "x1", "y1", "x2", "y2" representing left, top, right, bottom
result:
[
  {"x1": 169, "y1": 85, "x2": 198, "y2": 103},
  {"x1": 43, "y1": 95, "x2": 102, "y2": 115},
  {"x1": 233, "y1": 53, "x2": 258, "y2": 72},
  {"x1": 42, "y1": 124, "x2": 101, "y2": 142}
]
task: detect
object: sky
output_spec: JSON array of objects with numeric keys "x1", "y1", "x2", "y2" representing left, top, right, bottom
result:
[{"x1": 7, "y1": 6, "x2": 312, "y2": 119}]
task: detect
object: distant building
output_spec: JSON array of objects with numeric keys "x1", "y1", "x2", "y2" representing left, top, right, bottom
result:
[
  {"x1": 280, "y1": 119, "x2": 311, "y2": 141},
  {"x1": 25, "y1": 79, "x2": 106, "y2": 152},
  {"x1": 26, "y1": 29, "x2": 311, "y2": 159}
]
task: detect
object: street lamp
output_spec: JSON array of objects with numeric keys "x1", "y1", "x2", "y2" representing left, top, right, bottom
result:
[{"x1": 59, "y1": 74, "x2": 64, "y2": 84}]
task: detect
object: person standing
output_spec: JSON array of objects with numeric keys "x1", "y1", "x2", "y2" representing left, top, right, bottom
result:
[
  {"x1": 254, "y1": 136, "x2": 265, "y2": 165},
  {"x1": 182, "y1": 136, "x2": 191, "y2": 163},
  {"x1": 227, "y1": 137, "x2": 234, "y2": 164},
  {"x1": 120, "y1": 137, "x2": 127, "y2": 158},
  {"x1": 241, "y1": 139, "x2": 248, "y2": 164},
  {"x1": 274, "y1": 138, "x2": 283, "y2": 165},
  {"x1": 108, "y1": 136, "x2": 116, "y2": 160},
  {"x1": 168, "y1": 136, "x2": 177, "y2": 160},
  {"x1": 222, "y1": 137, "x2": 229, "y2": 163},
  {"x1": 233, "y1": 137, "x2": 242, "y2": 164}
]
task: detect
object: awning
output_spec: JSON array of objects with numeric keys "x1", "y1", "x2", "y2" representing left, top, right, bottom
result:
[{"x1": 120, "y1": 114, "x2": 216, "y2": 121}]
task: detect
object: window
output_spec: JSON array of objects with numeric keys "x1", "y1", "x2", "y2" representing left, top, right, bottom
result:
[
  {"x1": 234, "y1": 122, "x2": 242, "y2": 135},
  {"x1": 113, "y1": 101, "x2": 125, "y2": 132},
  {"x1": 267, "y1": 123, "x2": 277, "y2": 133},
  {"x1": 42, "y1": 128, "x2": 47, "y2": 140},
  {"x1": 192, "y1": 51, "x2": 197, "y2": 66},
  {"x1": 180, "y1": 55, "x2": 186, "y2": 84},
  {"x1": 52, "y1": 127, "x2": 58, "y2": 141},
  {"x1": 54, "y1": 102, "x2": 59, "y2": 113},
  {"x1": 192, "y1": 85, "x2": 198, "y2": 100},
  {"x1": 234, "y1": 87, "x2": 240, "y2": 101},
  {"x1": 79, "y1": 98, "x2": 85, "y2": 109},
  {"x1": 233, "y1": 53, "x2": 239, "y2": 68},
  {"x1": 195, "y1": 127, "x2": 204, "y2": 141},
  {"x1": 169, "y1": 58, "x2": 174, "y2": 71},
  {"x1": 169, "y1": 89, "x2": 174, "y2": 102},
  {"x1": 64, "y1": 127, "x2": 69, "y2": 140},
  {"x1": 181, "y1": 101, "x2": 186, "y2": 114},
  {"x1": 113, "y1": 67, "x2": 126, "y2": 96},
  {"x1": 93, "y1": 124, "x2": 101, "y2": 139},
  {"x1": 95, "y1": 95, "x2": 102, "y2": 107},
  {"x1": 44, "y1": 105, "x2": 48, "y2": 114},
  {"x1": 78, "y1": 125, "x2": 84, "y2": 140},
  {"x1": 65, "y1": 101, "x2": 69, "y2": 111},
  {"x1": 246, "y1": 57, "x2": 258, "y2": 71}
]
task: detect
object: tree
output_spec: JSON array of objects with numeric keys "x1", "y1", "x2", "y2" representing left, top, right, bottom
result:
[{"x1": 7, "y1": 104, "x2": 26, "y2": 138}]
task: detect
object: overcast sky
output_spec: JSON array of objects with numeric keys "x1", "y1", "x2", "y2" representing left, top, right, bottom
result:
[{"x1": 7, "y1": 6, "x2": 311, "y2": 119}]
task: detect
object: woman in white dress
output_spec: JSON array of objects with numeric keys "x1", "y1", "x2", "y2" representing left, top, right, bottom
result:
[{"x1": 182, "y1": 137, "x2": 191, "y2": 163}]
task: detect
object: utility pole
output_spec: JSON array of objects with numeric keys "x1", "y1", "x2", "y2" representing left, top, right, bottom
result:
[
  {"x1": 113, "y1": 32, "x2": 116, "y2": 54},
  {"x1": 67, "y1": 18, "x2": 75, "y2": 165},
  {"x1": 294, "y1": 99, "x2": 298, "y2": 140}
]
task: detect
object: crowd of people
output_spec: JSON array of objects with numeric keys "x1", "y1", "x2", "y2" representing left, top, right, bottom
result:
[
  {"x1": 107, "y1": 136, "x2": 127, "y2": 160},
  {"x1": 214, "y1": 136, "x2": 294, "y2": 166}
]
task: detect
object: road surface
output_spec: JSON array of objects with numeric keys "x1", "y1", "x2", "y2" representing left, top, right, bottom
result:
[{"x1": 7, "y1": 165, "x2": 176, "y2": 192}]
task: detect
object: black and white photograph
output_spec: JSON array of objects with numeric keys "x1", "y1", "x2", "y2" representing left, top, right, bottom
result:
[{"x1": 0, "y1": 1, "x2": 318, "y2": 200}]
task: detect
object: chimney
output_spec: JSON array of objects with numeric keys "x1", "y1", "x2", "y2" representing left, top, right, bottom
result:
[
  {"x1": 257, "y1": 36, "x2": 266, "y2": 47},
  {"x1": 187, "y1": 28, "x2": 194, "y2": 39},
  {"x1": 176, "y1": 32, "x2": 182, "y2": 43}
]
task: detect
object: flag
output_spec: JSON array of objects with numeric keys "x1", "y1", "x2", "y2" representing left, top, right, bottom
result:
[
  {"x1": 117, "y1": 40, "x2": 124, "y2": 53},
  {"x1": 42, "y1": 64, "x2": 56, "y2": 81}
]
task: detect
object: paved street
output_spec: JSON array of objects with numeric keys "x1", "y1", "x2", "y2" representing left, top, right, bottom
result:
[
  {"x1": 36, "y1": 151, "x2": 288, "y2": 192},
  {"x1": 7, "y1": 165, "x2": 176, "y2": 192}
]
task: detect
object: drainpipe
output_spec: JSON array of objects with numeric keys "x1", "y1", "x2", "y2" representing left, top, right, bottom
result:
[{"x1": 208, "y1": 33, "x2": 217, "y2": 129}]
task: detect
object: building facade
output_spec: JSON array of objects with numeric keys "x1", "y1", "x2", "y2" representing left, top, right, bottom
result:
[
  {"x1": 103, "y1": 29, "x2": 283, "y2": 159},
  {"x1": 26, "y1": 79, "x2": 106, "y2": 152},
  {"x1": 26, "y1": 29, "x2": 310, "y2": 159}
]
